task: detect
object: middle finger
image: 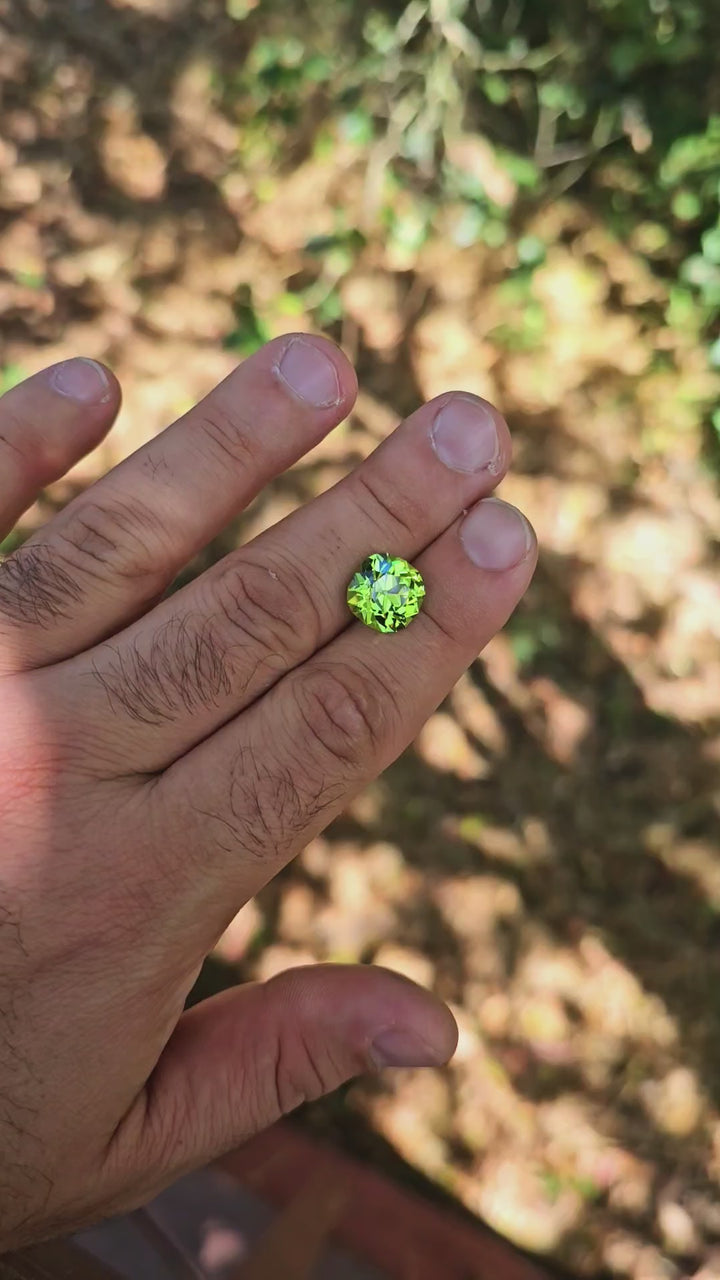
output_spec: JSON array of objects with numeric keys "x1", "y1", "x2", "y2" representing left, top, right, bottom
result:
[{"x1": 60, "y1": 390, "x2": 510, "y2": 774}]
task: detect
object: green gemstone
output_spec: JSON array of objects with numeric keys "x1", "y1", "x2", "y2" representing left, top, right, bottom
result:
[{"x1": 347, "y1": 552, "x2": 426, "y2": 633}]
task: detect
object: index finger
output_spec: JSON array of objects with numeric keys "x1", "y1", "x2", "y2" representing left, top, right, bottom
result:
[{"x1": 0, "y1": 335, "x2": 356, "y2": 672}]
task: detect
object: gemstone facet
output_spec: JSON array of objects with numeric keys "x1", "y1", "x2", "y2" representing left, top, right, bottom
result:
[{"x1": 346, "y1": 553, "x2": 426, "y2": 633}]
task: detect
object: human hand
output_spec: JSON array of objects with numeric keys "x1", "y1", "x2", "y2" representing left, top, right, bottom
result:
[{"x1": 0, "y1": 336, "x2": 536, "y2": 1248}]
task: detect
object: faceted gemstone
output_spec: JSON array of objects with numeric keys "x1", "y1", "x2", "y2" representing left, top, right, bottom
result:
[{"x1": 346, "y1": 552, "x2": 426, "y2": 633}]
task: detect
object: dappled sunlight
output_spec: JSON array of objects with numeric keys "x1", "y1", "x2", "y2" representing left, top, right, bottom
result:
[{"x1": 3, "y1": 0, "x2": 720, "y2": 1274}]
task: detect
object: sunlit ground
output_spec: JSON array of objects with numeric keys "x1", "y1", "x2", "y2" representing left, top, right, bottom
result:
[{"x1": 2, "y1": 2, "x2": 720, "y2": 1275}]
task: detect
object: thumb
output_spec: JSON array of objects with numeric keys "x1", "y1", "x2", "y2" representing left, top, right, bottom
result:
[{"x1": 107, "y1": 963, "x2": 457, "y2": 1211}]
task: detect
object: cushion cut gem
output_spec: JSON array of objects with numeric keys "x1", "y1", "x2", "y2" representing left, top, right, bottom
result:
[{"x1": 346, "y1": 552, "x2": 426, "y2": 633}]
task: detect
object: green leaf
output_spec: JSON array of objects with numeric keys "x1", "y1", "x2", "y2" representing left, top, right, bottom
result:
[
  {"x1": 0, "y1": 364, "x2": 26, "y2": 394},
  {"x1": 363, "y1": 11, "x2": 396, "y2": 54},
  {"x1": 481, "y1": 73, "x2": 510, "y2": 105},
  {"x1": 666, "y1": 284, "x2": 702, "y2": 331},
  {"x1": 389, "y1": 207, "x2": 431, "y2": 253},
  {"x1": 672, "y1": 189, "x2": 702, "y2": 221},
  {"x1": 507, "y1": 616, "x2": 561, "y2": 665},
  {"x1": 305, "y1": 233, "x2": 341, "y2": 255},
  {"x1": 14, "y1": 269, "x2": 46, "y2": 289},
  {"x1": 661, "y1": 118, "x2": 720, "y2": 186},
  {"x1": 458, "y1": 814, "x2": 485, "y2": 842},
  {"x1": 325, "y1": 244, "x2": 355, "y2": 276},
  {"x1": 610, "y1": 38, "x2": 645, "y2": 79},
  {"x1": 226, "y1": 0, "x2": 256, "y2": 16},
  {"x1": 702, "y1": 226, "x2": 720, "y2": 265},
  {"x1": 681, "y1": 254, "x2": 720, "y2": 288},
  {"x1": 481, "y1": 219, "x2": 507, "y2": 248},
  {"x1": 276, "y1": 291, "x2": 305, "y2": 316},
  {"x1": 517, "y1": 235, "x2": 546, "y2": 267},
  {"x1": 496, "y1": 149, "x2": 540, "y2": 190},
  {"x1": 304, "y1": 54, "x2": 333, "y2": 83},
  {"x1": 313, "y1": 287, "x2": 343, "y2": 326},
  {"x1": 338, "y1": 109, "x2": 374, "y2": 145},
  {"x1": 224, "y1": 288, "x2": 272, "y2": 356},
  {"x1": 708, "y1": 337, "x2": 720, "y2": 369},
  {"x1": 538, "y1": 81, "x2": 585, "y2": 118},
  {"x1": 0, "y1": 529, "x2": 25, "y2": 555}
]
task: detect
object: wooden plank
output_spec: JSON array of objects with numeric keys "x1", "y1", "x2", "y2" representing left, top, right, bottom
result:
[
  {"x1": 231, "y1": 1168, "x2": 348, "y2": 1280},
  {"x1": 220, "y1": 1123, "x2": 557, "y2": 1280}
]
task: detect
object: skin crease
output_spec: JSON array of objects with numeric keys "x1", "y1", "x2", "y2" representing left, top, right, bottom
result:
[{"x1": 0, "y1": 335, "x2": 537, "y2": 1250}]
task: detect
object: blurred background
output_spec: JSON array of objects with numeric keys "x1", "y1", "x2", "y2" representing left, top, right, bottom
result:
[{"x1": 2, "y1": 0, "x2": 720, "y2": 1275}]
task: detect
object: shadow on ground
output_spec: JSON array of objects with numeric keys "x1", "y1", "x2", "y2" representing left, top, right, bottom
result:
[{"x1": 2, "y1": 2, "x2": 720, "y2": 1276}]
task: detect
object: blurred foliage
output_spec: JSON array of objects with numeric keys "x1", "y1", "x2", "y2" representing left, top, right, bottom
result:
[
  {"x1": 224, "y1": 283, "x2": 273, "y2": 355},
  {"x1": 3, "y1": 3, "x2": 718, "y2": 1268},
  {"x1": 0, "y1": 363, "x2": 27, "y2": 395},
  {"x1": 0, "y1": 529, "x2": 26, "y2": 555},
  {"x1": 217, "y1": 0, "x2": 720, "y2": 383}
]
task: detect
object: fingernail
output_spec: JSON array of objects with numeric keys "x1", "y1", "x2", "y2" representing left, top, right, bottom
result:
[
  {"x1": 51, "y1": 358, "x2": 112, "y2": 404},
  {"x1": 275, "y1": 338, "x2": 341, "y2": 408},
  {"x1": 369, "y1": 1027, "x2": 449, "y2": 1069},
  {"x1": 460, "y1": 497, "x2": 534, "y2": 570},
  {"x1": 430, "y1": 394, "x2": 501, "y2": 474}
]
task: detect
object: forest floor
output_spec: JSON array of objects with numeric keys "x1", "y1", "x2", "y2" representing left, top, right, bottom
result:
[{"x1": 2, "y1": 2, "x2": 720, "y2": 1276}]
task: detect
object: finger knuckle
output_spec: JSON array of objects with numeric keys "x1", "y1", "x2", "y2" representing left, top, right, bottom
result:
[
  {"x1": 353, "y1": 468, "x2": 422, "y2": 540},
  {"x1": 59, "y1": 497, "x2": 169, "y2": 587},
  {"x1": 0, "y1": 410, "x2": 44, "y2": 478},
  {"x1": 0, "y1": 400, "x2": 80, "y2": 483},
  {"x1": 92, "y1": 614, "x2": 231, "y2": 727},
  {"x1": 214, "y1": 554, "x2": 322, "y2": 664},
  {"x1": 186, "y1": 741, "x2": 344, "y2": 871},
  {"x1": 0, "y1": 541, "x2": 83, "y2": 628},
  {"x1": 292, "y1": 662, "x2": 391, "y2": 768},
  {"x1": 194, "y1": 402, "x2": 255, "y2": 469},
  {"x1": 265, "y1": 1015, "x2": 338, "y2": 1116}
]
